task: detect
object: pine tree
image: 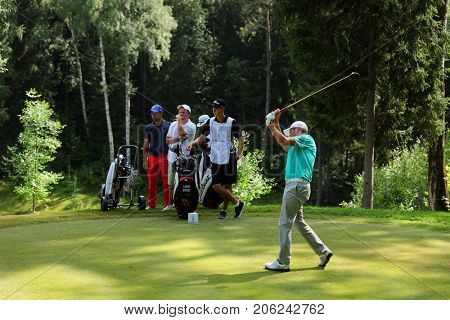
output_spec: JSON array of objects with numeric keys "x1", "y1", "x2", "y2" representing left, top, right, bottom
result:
[{"x1": 276, "y1": 0, "x2": 447, "y2": 209}]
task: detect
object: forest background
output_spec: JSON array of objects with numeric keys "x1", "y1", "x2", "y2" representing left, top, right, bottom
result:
[{"x1": 0, "y1": 0, "x2": 449, "y2": 211}]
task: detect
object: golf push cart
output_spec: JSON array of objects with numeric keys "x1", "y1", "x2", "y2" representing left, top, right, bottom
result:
[{"x1": 98, "y1": 145, "x2": 146, "y2": 211}]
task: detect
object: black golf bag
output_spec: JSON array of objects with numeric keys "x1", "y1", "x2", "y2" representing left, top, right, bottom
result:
[
  {"x1": 197, "y1": 147, "x2": 223, "y2": 209},
  {"x1": 173, "y1": 149, "x2": 199, "y2": 219}
]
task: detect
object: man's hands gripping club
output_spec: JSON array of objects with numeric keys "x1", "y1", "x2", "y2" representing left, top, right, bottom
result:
[
  {"x1": 265, "y1": 111, "x2": 276, "y2": 126},
  {"x1": 266, "y1": 108, "x2": 281, "y2": 128},
  {"x1": 266, "y1": 109, "x2": 293, "y2": 151}
]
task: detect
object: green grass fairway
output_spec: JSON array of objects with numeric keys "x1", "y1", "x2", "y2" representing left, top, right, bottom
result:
[{"x1": 0, "y1": 214, "x2": 448, "y2": 299}]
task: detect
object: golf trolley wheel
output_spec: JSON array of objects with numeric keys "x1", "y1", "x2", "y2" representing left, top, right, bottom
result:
[
  {"x1": 178, "y1": 213, "x2": 188, "y2": 220},
  {"x1": 177, "y1": 208, "x2": 188, "y2": 220},
  {"x1": 138, "y1": 195, "x2": 146, "y2": 210},
  {"x1": 101, "y1": 196, "x2": 109, "y2": 212}
]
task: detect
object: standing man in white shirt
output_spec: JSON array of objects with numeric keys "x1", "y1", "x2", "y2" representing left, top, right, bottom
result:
[
  {"x1": 164, "y1": 104, "x2": 196, "y2": 211},
  {"x1": 188, "y1": 98, "x2": 245, "y2": 219}
]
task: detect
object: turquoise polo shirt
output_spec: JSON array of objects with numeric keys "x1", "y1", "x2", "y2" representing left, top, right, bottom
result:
[{"x1": 285, "y1": 134, "x2": 316, "y2": 182}]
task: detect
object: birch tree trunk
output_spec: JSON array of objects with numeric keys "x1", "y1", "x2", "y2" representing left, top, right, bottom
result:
[
  {"x1": 99, "y1": 36, "x2": 114, "y2": 163},
  {"x1": 140, "y1": 53, "x2": 148, "y2": 120},
  {"x1": 68, "y1": 23, "x2": 89, "y2": 139},
  {"x1": 125, "y1": 55, "x2": 131, "y2": 161},
  {"x1": 265, "y1": 4, "x2": 272, "y2": 125},
  {"x1": 264, "y1": 2, "x2": 272, "y2": 168}
]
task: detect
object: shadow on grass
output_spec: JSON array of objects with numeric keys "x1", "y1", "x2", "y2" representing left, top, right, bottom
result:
[
  {"x1": 0, "y1": 216, "x2": 448, "y2": 299},
  {"x1": 180, "y1": 267, "x2": 324, "y2": 287}
]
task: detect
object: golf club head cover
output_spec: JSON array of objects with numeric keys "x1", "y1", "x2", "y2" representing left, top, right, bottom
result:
[{"x1": 265, "y1": 112, "x2": 275, "y2": 126}]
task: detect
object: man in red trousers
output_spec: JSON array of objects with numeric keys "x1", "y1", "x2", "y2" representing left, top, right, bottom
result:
[{"x1": 143, "y1": 104, "x2": 171, "y2": 209}]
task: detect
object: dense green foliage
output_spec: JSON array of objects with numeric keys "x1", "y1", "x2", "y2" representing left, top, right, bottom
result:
[
  {"x1": 0, "y1": 0, "x2": 448, "y2": 208},
  {"x1": 276, "y1": 0, "x2": 446, "y2": 144},
  {"x1": 345, "y1": 133, "x2": 450, "y2": 210},
  {"x1": 276, "y1": 0, "x2": 448, "y2": 206},
  {"x1": 0, "y1": 0, "x2": 20, "y2": 125},
  {"x1": 234, "y1": 133, "x2": 275, "y2": 204},
  {"x1": 8, "y1": 90, "x2": 64, "y2": 211},
  {"x1": 343, "y1": 142, "x2": 428, "y2": 210}
]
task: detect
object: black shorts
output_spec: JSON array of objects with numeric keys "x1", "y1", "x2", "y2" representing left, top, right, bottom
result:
[{"x1": 211, "y1": 153, "x2": 237, "y2": 185}]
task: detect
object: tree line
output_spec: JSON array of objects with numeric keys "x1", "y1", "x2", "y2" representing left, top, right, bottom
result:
[{"x1": 0, "y1": 0, "x2": 448, "y2": 210}]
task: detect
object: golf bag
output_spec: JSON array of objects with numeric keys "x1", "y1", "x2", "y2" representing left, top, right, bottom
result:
[
  {"x1": 173, "y1": 148, "x2": 199, "y2": 219},
  {"x1": 197, "y1": 146, "x2": 223, "y2": 209},
  {"x1": 98, "y1": 145, "x2": 146, "y2": 211}
]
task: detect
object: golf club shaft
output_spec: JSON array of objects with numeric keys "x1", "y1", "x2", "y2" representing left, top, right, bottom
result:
[{"x1": 279, "y1": 72, "x2": 359, "y2": 112}]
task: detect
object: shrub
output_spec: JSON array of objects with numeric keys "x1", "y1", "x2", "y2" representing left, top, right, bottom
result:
[
  {"x1": 9, "y1": 90, "x2": 64, "y2": 212},
  {"x1": 233, "y1": 132, "x2": 275, "y2": 204},
  {"x1": 345, "y1": 142, "x2": 428, "y2": 210}
]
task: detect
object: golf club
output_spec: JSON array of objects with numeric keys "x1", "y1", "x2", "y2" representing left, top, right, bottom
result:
[{"x1": 279, "y1": 71, "x2": 360, "y2": 112}]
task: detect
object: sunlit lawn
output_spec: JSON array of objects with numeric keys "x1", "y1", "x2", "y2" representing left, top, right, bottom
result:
[{"x1": 0, "y1": 210, "x2": 448, "y2": 299}]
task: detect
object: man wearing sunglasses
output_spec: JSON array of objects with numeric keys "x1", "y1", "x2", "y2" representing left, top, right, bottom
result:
[{"x1": 265, "y1": 109, "x2": 333, "y2": 272}]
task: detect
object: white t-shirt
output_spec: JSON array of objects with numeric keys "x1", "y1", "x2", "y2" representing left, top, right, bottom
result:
[{"x1": 167, "y1": 120, "x2": 196, "y2": 163}]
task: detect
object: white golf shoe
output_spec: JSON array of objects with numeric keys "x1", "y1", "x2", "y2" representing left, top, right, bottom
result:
[
  {"x1": 318, "y1": 251, "x2": 333, "y2": 268},
  {"x1": 162, "y1": 204, "x2": 175, "y2": 211},
  {"x1": 264, "y1": 260, "x2": 290, "y2": 272}
]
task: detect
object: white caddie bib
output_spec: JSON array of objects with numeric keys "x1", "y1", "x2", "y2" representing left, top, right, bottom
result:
[{"x1": 210, "y1": 116, "x2": 234, "y2": 165}]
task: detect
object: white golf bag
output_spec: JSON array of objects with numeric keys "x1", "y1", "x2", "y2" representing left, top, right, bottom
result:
[
  {"x1": 197, "y1": 150, "x2": 223, "y2": 209},
  {"x1": 98, "y1": 145, "x2": 146, "y2": 211}
]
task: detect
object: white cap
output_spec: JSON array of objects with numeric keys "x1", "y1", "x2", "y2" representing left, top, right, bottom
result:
[
  {"x1": 283, "y1": 121, "x2": 308, "y2": 137},
  {"x1": 177, "y1": 104, "x2": 191, "y2": 114},
  {"x1": 197, "y1": 114, "x2": 210, "y2": 127}
]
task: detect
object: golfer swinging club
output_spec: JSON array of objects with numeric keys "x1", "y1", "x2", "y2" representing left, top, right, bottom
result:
[{"x1": 265, "y1": 109, "x2": 333, "y2": 271}]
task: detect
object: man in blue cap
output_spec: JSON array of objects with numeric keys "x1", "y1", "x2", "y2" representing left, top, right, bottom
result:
[{"x1": 143, "y1": 104, "x2": 171, "y2": 209}]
